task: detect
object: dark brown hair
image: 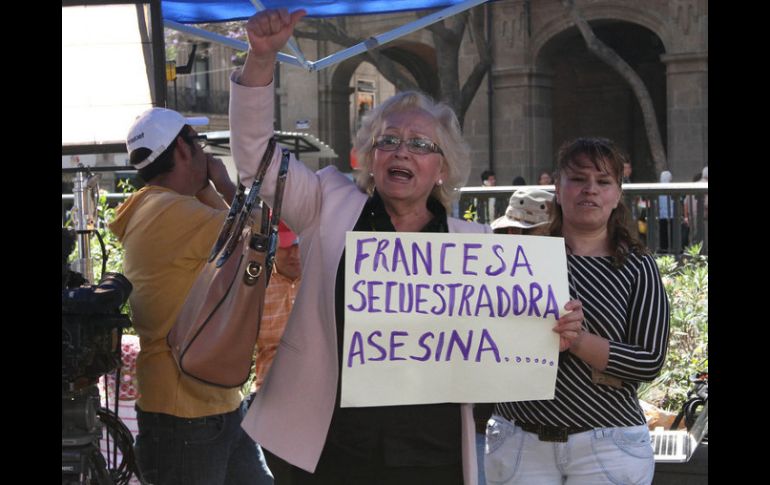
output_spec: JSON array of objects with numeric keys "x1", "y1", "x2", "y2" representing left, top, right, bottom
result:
[{"x1": 549, "y1": 137, "x2": 648, "y2": 267}]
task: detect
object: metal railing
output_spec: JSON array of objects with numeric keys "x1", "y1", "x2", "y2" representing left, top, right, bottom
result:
[
  {"x1": 64, "y1": 183, "x2": 709, "y2": 256},
  {"x1": 457, "y1": 183, "x2": 708, "y2": 256}
]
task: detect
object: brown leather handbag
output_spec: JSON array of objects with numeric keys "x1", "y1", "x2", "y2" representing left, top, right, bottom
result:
[{"x1": 167, "y1": 137, "x2": 290, "y2": 388}]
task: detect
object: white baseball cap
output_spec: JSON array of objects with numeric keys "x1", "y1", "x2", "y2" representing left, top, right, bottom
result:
[{"x1": 126, "y1": 108, "x2": 208, "y2": 169}]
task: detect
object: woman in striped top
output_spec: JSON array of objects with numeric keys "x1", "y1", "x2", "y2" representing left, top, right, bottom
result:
[{"x1": 486, "y1": 138, "x2": 670, "y2": 485}]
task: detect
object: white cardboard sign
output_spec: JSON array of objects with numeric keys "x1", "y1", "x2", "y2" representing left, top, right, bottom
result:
[{"x1": 341, "y1": 232, "x2": 569, "y2": 407}]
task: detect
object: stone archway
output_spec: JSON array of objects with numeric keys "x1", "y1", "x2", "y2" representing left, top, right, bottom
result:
[
  {"x1": 535, "y1": 21, "x2": 667, "y2": 182},
  {"x1": 326, "y1": 44, "x2": 439, "y2": 171}
]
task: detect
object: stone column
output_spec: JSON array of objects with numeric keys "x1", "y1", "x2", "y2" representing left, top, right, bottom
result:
[
  {"x1": 661, "y1": 52, "x2": 708, "y2": 180},
  {"x1": 489, "y1": 1, "x2": 554, "y2": 184},
  {"x1": 318, "y1": 84, "x2": 353, "y2": 172},
  {"x1": 492, "y1": 67, "x2": 553, "y2": 185}
]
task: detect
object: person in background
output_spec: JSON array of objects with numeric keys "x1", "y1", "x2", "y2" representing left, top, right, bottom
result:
[
  {"x1": 253, "y1": 221, "x2": 302, "y2": 485},
  {"x1": 479, "y1": 169, "x2": 506, "y2": 222},
  {"x1": 511, "y1": 176, "x2": 527, "y2": 186},
  {"x1": 657, "y1": 170, "x2": 673, "y2": 253},
  {"x1": 481, "y1": 169, "x2": 496, "y2": 187},
  {"x1": 622, "y1": 161, "x2": 633, "y2": 183},
  {"x1": 228, "y1": 8, "x2": 583, "y2": 484},
  {"x1": 682, "y1": 167, "x2": 708, "y2": 249},
  {"x1": 681, "y1": 172, "x2": 701, "y2": 248},
  {"x1": 108, "y1": 108, "x2": 273, "y2": 485},
  {"x1": 537, "y1": 171, "x2": 554, "y2": 186},
  {"x1": 490, "y1": 188, "x2": 553, "y2": 236},
  {"x1": 620, "y1": 160, "x2": 644, "y2": 229},
  {"x1": 460, "y1": 169, "x2": 495, "y2": 223},
  {"x1": 486, "y1": 137, "x2": 670, "y2": 485}
]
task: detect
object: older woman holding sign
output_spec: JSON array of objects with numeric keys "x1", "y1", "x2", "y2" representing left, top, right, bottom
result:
[
  {"x1": 229, "y1": 9, "x2": 583, "y2": 485},
  {"x1": 486, "y1": 138, "x2": 671, "y2": 485}
]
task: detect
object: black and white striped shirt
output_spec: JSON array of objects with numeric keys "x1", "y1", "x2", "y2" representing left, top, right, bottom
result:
[{"x1": 496, "y1": 252, "x2": 670, "y2": 428}]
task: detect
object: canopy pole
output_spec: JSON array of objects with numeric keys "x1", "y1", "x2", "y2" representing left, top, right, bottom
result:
[
  {"x1": 163, "y1": 20, "x2": 305, "y2": 68},
  {"x1": 310, "y1": 0, "x2": 488, "y2": 71}
]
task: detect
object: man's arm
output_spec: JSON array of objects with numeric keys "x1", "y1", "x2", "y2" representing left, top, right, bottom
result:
[{"x1": 197, "y1": 154, "x2": 236, "y2": 209}]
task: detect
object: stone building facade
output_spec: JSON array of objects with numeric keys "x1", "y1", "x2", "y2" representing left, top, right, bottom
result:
[{"x1": 170, "y1": 0, "x2": 707, "y2": 183}]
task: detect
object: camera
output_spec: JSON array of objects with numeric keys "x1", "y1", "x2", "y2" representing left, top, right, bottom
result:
[
  {"x1": 62, "y1": 271, "x2": 133, "y2": 393},
  {"x1": 62, "y1": 226, "x2": 132, "y2": 394}
]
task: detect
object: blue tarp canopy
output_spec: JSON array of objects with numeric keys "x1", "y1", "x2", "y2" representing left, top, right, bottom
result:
[
  {"x1": 162, "y1": 0, "x2": 476, "y2": 22},
  {"x1": 162, "y1": 0, "x2": 488, "y2": 71}
]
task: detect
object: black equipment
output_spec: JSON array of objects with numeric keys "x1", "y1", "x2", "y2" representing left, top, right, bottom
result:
[{"x1": 62, "y1": 227, "x2": 142, "y2": 485}]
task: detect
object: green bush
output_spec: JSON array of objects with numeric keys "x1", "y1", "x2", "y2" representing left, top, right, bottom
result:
[
  {"x1": 638, "y1": 244, "x2": 708, "y2": 412},
  {"x1": 90, "y1": 187, "x2": 129, "y2": 279}
]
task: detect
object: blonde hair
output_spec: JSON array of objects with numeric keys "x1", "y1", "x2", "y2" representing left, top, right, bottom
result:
[{"x1": 352, "y1": 91, "x2": 470, "y2": 211}]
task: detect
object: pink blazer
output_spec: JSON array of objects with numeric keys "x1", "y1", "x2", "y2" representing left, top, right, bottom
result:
[{"x1": 230, "y1": 77, "x2": 490, "y2": 484}]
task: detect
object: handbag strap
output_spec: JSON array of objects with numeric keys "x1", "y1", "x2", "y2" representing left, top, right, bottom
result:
[
  {"x1": 208, "y1": 182, "x2": 246, "y2": 262},
  {"x1": 216, "y1": 137, "x2": 278, "y2": 267},
  {"x1": 261, "y1": 148, "x2": 291, "y2": 283}
]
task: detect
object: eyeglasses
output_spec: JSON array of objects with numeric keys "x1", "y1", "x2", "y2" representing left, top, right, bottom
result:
[
  {"x1": 372, "y1": 134, "x2": 443, "y2": 156},
  {"x1": 183, "y1": 132, "x2": 209, "y2": 150}
]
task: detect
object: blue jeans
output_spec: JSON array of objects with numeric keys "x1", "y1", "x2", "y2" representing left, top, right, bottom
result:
[
  {"x1": 135, "y1": 401, "x2": 273, "y2": 485},
  {"x1": 485, "y1": 415, "x2": 654, "y2": 485}
]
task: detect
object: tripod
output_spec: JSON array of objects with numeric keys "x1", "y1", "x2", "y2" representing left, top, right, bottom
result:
[
  {"x1": 62, "y1": 385, "x2": 114, "y2": 484},
  {"x1": 62, "y1": 383, "x2": 145, "y2": 485}
]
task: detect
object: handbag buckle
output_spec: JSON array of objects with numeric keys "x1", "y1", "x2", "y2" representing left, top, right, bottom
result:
[{"x1": 244, "y1": 261, "x2": 263, "y2": 285}]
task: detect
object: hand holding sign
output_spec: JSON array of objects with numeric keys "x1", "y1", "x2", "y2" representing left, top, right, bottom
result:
[{"x1": 553, "y1": 299, "x2": 584, "y2": 352}]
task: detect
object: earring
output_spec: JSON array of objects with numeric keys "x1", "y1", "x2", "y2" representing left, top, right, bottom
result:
[
  {"x1": 369, "y1": 172, "x2": 374, "y2": 177},
  {"x1": 436, "y1": 179, "x2": 443, "y2": 186}
]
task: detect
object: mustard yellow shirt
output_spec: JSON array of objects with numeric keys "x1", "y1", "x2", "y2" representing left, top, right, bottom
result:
[{"x1": 109, "y1": 185, "x2": 241, "y2": 417}]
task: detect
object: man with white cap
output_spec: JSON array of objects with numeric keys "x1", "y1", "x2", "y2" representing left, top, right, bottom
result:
[{"x1": 109, "y1": 108, "x2": 273, "y2": 484}]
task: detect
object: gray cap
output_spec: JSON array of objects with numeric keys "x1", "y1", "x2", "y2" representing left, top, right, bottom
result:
[{"x1": 490, "y1": 188, "x2": 554, "y2": 230}]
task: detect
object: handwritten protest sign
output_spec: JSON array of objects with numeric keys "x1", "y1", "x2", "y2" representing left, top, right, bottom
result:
[{"x1": 341, "y1": 232, "x2": 569, "y2": 407}]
